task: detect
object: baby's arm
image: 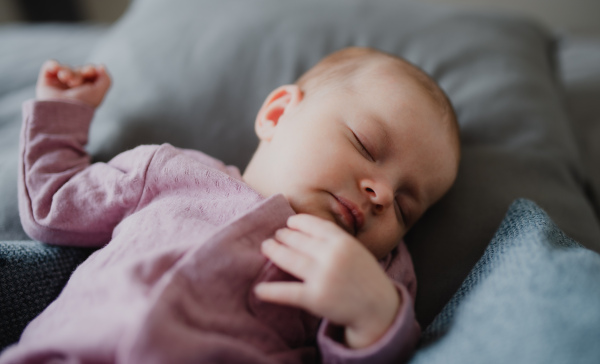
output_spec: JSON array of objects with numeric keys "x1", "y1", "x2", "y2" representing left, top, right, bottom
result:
[
  {"x1": 255, "y1": 214, "x2": 420, "y2": 362},
  {"x1": 19, "y1": 61, "x2": 155, "y2": 246}
]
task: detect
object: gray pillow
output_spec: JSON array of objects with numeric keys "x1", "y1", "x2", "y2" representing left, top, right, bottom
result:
[
  {"x1": 409, "y1": 199, "x2": 600, "y2": 364},
  {"x1": 558, "y1": 35, "x2": 600, "y2": 220},
  {"x1": 85, "y1": 0, "x2": 600, "y2": 326}
]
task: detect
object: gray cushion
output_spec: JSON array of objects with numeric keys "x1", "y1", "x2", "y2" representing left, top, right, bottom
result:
[
  {"x1": 84, "y1": 0, "x2": 600, "y2": 326},
  {"x1": 409, "y1": 199, "x2": 600, "y2": 364}
]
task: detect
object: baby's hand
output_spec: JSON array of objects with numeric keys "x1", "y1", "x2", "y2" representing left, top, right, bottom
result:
[
  {"x1": 36, "y1": 60, "x2": 111, "y2": 108},
  {"x1": 255, "y1": 214, "x2": 401, "y2": 349}
]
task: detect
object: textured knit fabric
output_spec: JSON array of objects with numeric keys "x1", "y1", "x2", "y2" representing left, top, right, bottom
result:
[
  {"x1": 0, "y1": 100, "x2": 420, "y2": 364},
  {"x1": 407, "y1": 199, "x2": 600, "y2": 364},
  {"x1": 0, "y1": 241, "x2": 94, "y2": 349}
]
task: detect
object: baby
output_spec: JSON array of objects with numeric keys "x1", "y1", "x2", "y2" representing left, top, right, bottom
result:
[{"x1": 2, "y1": 47, "x2": 459, "y2": 363}]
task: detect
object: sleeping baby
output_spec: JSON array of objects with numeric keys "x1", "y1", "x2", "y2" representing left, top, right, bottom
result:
[{"x1": 1, "y1": 47, "x2": 460, "y2": 363}]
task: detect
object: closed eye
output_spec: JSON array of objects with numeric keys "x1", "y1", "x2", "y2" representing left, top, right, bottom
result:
[
  {"x1": 352, "y1": 131, "x2": 374, "y2": 161},
  {"x1": 394, "y1": 198, "x2": 406, "y2": 226}
]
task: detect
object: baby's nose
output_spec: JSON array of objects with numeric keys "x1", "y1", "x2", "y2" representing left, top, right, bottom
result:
[{"x1": 361, "y1": 181, "x2": 393, "y2": 212}]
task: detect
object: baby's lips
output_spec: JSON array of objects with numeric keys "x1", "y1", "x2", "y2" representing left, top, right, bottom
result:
[
  {"x1": 331, "y1": 195, "x2": 358, "y2": 236},
  {"x1": 336, "y1": 194, "x2": 365, "y2": 234}
]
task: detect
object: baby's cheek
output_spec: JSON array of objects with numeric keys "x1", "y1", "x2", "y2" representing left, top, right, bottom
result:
[
  {"x1": 288, "y1": 195, "x2": 333, "y2": 225},
  {"x1": 368, "y1": 227, "x2": 403, "y2": 260}
]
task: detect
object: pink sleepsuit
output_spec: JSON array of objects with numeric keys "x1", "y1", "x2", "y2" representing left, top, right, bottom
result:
[{"x1": 0, "y1": 100, "x2": 420, "y2": 363}]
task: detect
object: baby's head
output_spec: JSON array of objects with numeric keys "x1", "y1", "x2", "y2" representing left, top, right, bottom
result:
[{"x1": 243, "y1": 47, "x2": 460, "y2": 259}]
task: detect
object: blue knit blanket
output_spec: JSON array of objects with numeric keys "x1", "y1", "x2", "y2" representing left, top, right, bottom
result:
[{"x1": 411, "y1": 199, "x2": 600, "y2": 364}]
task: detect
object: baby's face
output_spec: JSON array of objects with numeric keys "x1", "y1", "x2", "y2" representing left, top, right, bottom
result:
[{"x1": 246, "y1": 70, "x2": 459, "y2": 259}]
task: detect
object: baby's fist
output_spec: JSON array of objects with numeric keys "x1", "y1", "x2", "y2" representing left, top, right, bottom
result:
[{"x1": 36, "y1": 60, "x2": 111, "y2": 108}]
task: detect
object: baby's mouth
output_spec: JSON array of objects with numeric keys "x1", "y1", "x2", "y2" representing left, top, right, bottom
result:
[{"x1": 331, "y1": 194, "x2": 364, "y2": 236}]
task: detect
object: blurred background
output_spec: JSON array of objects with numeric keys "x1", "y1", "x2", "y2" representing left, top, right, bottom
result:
[
  {"x1": 0, "y1": 0, "x2": 130, "y2": 24},
  {"x1": 0, "y1": 0, "x2": 598, "y2": 34}
]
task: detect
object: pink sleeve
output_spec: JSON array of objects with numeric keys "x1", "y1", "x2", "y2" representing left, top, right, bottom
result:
[
  {"x1": 19, "y1": 99, "x2": 158, "y2": 247},
  {"x1": 317, "y1": 242, "x2": 421, "y2": 363}
]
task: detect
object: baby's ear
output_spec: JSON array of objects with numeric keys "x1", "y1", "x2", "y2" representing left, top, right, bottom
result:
[{"x1": 254, "y1": 85, "x2": 302, "y2": 141}]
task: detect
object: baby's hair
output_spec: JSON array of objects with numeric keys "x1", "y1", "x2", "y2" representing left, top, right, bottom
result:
[{"x1": 296, "y1": 47, "x2": 460, "y2": 154}]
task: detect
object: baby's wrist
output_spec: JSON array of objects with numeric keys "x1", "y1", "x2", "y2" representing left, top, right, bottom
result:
[
  {"x1": 344, "y1": 285, "x2": 401, "y2": 349},
  {"x1": 35, "y1": 95, "x2": 97, "y2": 109}
]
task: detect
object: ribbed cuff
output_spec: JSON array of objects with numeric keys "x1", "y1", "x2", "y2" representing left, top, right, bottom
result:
[
  {"x1": 22, "y1": 99, "x2": 95, "y2": 145},
  {"x1": 317, "y1": 283, "x2": 421, "y2": 364}
]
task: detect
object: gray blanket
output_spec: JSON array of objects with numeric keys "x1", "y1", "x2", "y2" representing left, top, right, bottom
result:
[{"x1": 410, "y1": 199, "x2": 600, "y2": 364}]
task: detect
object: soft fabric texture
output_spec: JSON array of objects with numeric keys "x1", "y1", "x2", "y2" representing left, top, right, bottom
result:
[
  {"x1": 407, "y1": 199, "x2": 600, "y2": 364},
  {"x1": 0, "y1": 241, "x2": 93, "y2": 349},
  {"x1": 0, "y1": 100, "x2": 420, "y2": 364}
]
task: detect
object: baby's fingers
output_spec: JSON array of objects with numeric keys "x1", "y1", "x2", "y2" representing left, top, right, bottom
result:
[
  {"x1": 274, "y1": 227, "x2": 320, "y2": 256},
  {"x1": 80, "y1": 65, "x2": 97, "y2": 80},
  {"x1": 287, "y1": 214, "x2": 346, "y2": 240},
  {"x1": 261, "y1": 239, "x2": 313, "y2": 280},
  {"x1": 40, "y1": 60, "x2": 60, "y2": 77},
  {"x1": 37, "y1": 60, "x2": 63, "y2": 88},
  {"x1": 94, "y1": 65, "x2": 111, "y2": 90},
  {"x1": 254, "y1": 281, "x2": 306, "y2": 308},
  {"x1": 57, "y1": 67, "x2": 83, "y2": 87}
]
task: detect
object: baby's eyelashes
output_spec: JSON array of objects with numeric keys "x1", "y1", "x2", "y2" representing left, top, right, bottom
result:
[{"x1": 351, "y1": 130, "x2": 375, "y2": 162}]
